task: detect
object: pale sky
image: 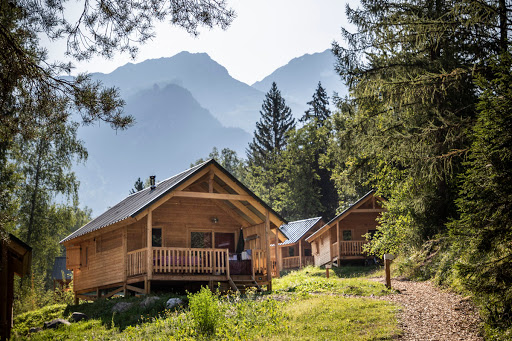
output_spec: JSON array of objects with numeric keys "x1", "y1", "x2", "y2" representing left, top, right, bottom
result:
[{"x1": 44, "y1": 0, "x2": 358, "y2": 85}]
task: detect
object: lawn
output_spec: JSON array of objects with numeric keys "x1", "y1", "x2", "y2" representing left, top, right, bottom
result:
[{"x1": 12, "y1": 266, "x2": 400, "y2": 340}]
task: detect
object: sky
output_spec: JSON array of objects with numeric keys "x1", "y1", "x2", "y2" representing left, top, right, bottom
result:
[{"x1": 44, "y1": 0, "x2": 358, "y2": 85}]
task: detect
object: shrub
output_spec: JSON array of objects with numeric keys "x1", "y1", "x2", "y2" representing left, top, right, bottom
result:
[{"x1": 188, "y1": 287, "x2": 223, "y2": 335}]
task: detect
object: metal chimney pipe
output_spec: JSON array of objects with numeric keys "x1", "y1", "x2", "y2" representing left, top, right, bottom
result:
[{"x1": 150, "y1": 175, "x2": 156, "y2": 190}]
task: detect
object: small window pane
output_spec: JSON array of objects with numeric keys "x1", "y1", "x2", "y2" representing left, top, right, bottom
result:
[
  {"x1": 152, "y1": 228, "x2": 162, "y2": 247},
  {"x1": 191, "y1": 232, "x2": 212, "y2": 248},
  {"x1": 342, "y1": 230, "x2": 352, "y2": 241},
  {"x1": 288, "y1": 247, "x2": 295, "y2": 257},
  {"x1": 304, "y1": 249, "x2": 312, "y2": 257}
]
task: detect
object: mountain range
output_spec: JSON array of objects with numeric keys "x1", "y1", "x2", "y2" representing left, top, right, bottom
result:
[{"x1": 74, "y1": 49, "x2": 346, "y2": 215}]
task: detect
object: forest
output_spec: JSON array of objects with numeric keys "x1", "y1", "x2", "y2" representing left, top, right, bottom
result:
[{"x1": 1, "y1": 0, "x2": 511, "y2": 338}]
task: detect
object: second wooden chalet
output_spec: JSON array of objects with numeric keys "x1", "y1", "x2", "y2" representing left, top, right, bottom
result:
[
  {"x1": 61, "y1": 160, "x2": 287, "y2": 302},
  {"x1": 270, "y1": 217, "x2": 324, "y2": 276},
  {"x1": 305, "y1": 191, "x2": 385, "y2": 266}
]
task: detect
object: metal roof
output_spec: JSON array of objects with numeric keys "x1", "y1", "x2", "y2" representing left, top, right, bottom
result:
[
  {"x1": 272, "y1": 217, "x2": 323, "y2": 246},
  {"x1": 61, "y1": 159, "x2": 286, "y2": 243},
  {"x1": 51, "y1": 256, "x2": 72, "y2": 280},
  {"x1": 306, "y1": 190, "x2": 376, "y2": 241}
]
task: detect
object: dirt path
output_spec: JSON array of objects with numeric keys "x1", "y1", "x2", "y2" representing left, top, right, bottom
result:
[{"x1": 371, "y1": 278, "x2": 483, "y2": 341}]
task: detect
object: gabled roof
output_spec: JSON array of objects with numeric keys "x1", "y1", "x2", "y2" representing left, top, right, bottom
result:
[
  {"x1": 306, "y1": 190, "x2": 378, "y2": 242},
  {"x1": 272, "y1": 217, "x2": 323, "y2": 246},
  {"x1": 61, "y1": 159, "x2": 286, "y2": 243}
]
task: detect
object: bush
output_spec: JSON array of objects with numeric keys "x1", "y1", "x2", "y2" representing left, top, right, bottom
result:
[{"x1": 188, "y1": 287, "x2": 223, "y2": 335}]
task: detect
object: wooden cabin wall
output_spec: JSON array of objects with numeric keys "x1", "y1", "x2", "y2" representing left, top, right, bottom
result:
[
  {"x1": 243, "y1": 223, "x2": 265, "y2": 250},
  {"x1": 313, "y1": 232, "x2": 331, "y2": 266},
  {"x1": 152, "y1": 197, "x2": 243, "y2": 249},
  {"x1": 72, "y1": 228, "x2": 124, "y2": 292},
  {"x1": 339, "y1": 213, "x2": 380, "y2": 241},
  {"x1": 127, "y1": 218, "x2": 146, "y2": 252}
]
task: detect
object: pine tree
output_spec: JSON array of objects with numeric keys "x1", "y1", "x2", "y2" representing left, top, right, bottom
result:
[
  {"x1": 246, "y1": 82, "x2": 295, "y2": 208},
  {"x1": 281, "y1": 82, "x2": 337, "y2": 220},
  {"x1": 130, "y1": 178, "x2": 145, "y2": 194},
  {"x1": 301, "y1": 82, "x2": 331, "y2": 126},
  {"x1": 247, "y1": 82, "x2": 295, "y2": 169}
]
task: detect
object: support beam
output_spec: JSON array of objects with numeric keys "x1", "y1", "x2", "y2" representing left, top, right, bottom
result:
[
  {"x1": 174, "y1": 191, "x2": 253, "y2": 201},
  {"x1": 299, "y1": 240, "x2": 302, "y2": 269},
  {"x1": 212, "y1": 182, "x2": 263, "y2": 224},
  {"x1": 208, "y1": 171, "x2": 214, "y2": 193},
  {"x1": 211, "y1": 167, "x2": 285, "y2": 229},
  {"x1": 274, "y1": 228, "x2": 280, "y2": 277},
  {"x1": 146, "y1": 210, "x2": 153, "y2": 288},
  {"x1": 122, "y1": 226, "x2": 127, "y2": 283},
  {"x1": 352, "y1": 209, "x2": 385, "y2": 213},
  {"x1": 337, "y1": 221, "x2": 341, "y2": 261},
  {"x1": 264, "y1": 210, "x2": 272, "y2": 291}
]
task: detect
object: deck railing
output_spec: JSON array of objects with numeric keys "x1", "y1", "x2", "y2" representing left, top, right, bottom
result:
[
  {"x1": 127, "y1": 249, "x2": 147, "y2": 276},
  {"x1": 252, "y1": 249, "x2": 267, "y2": 278},
  {"x1": 302, "y1": 256, "x2": 315, "y2": 267},
  {"x1": 283, "y1": 256, "x2": 300, "y2": 269},
  {"x1": 339, "y1": 241, "x2": 367, "y2": 256},
  {"x1": 152, "y1": 247, "x2": 229, "y2": 275}
]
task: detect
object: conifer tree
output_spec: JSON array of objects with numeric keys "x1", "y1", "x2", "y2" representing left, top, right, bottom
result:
[
  {"x1": 246, "y1": 82, "x2": 295, "y2": 208},
  {"x1": 130, "y1": 178, "x2": 145, "y2": 194},
  {"x1": 247, "y1": 82, "x2": 295, "y2": 169},
  {"x1": 301, "y1": 82, "x2": 331, "y2": 126}
]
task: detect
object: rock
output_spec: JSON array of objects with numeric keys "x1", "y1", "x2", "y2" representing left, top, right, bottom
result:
[
  {"x1": 29, "y1": 327, "x2": 42, "y2": 333},
  {"x1": 43, "y1": 318, "x2": 71, "y2": 329},
  {"x1": 70, "y1": 312, "x2": 89, "y2": 322},
  {"x1": 140, "y1": 296, "x2": 160, "y2": 308},
  {"x1": 112, "y1": 302, "x2": 133, "y2": 313},
  {"x1": 166, "y1": 298, "x2": 183, "y2": 309}
]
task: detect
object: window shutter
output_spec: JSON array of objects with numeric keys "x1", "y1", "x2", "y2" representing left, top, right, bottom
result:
[{"x1": 66, "y1": 245, "x2": 81, "y2": 269}]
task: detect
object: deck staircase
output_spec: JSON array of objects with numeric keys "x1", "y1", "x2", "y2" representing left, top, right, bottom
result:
[{"x1": 229, "y1": 275, "x2": 262, "y2": 292}]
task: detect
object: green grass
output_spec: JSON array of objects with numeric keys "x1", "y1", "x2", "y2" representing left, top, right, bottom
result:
[
  {"x1": 275, "y1": 295, "x2": 400, "y2": 341},
  {"x1": 273, "y1": 266, "x2": 390, "y2": 296},
  {"x1": 12, "y1": 267, "x2": 400, "y2": 340}
]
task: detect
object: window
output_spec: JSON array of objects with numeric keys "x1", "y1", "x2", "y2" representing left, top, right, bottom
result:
[
  {"x1": 191, "y1": 232, "x2": 212, "y2": 248},
  {"x1": 342, "y1": 230, "x2": 352, "y2": 241},
  {"x1": 214, "y1": 232, "x2": 235, "y2": 253},
  {"x1": 288, "y1": 247, "x2": 295, "y2": 257},
  {"x1": 152, "y1": 228, "x2": 162, "y2": 247},
  {"x1": 304, "y1": 249, "x2": 312, "y2": 257}
]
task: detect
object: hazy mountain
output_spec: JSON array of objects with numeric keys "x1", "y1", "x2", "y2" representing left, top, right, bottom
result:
[
  {"x1": 75, "y1": 49, "x2": 346, "y2": 215},
  {"x1": 92, "y1": 52, "x2": 265, "y2": 132},
  {"x1": 75, "y1": 83, "x2": 250, "y2": 215},
  {"x1": 252, "y1": 49, "x2": 346, "y2": 118}
]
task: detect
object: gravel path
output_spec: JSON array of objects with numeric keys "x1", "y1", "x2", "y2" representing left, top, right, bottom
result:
[{"x1": 372, "y1": 278, "x2": 483, "y2": 341}]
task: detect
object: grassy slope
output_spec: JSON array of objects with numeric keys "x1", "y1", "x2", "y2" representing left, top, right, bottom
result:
[{"x1": 13, "y1": 266, "x2": 400, "y2": 340}]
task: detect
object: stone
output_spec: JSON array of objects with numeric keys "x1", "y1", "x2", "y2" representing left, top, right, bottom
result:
[
  {"x1": 166, "y1": 298, "x2": 183, "y2": 309},
  {"x1": 43, "y1": 318, "x2": 71, "y2": 329},
  {"x1": 112, "y1": 302, "x2": 133, "y2": 313},
  {"x1": 29, "y1": 327, "x2": 42, "y2": 333},
  {"x1": 70, "y1": 312, "x2": 89, "y2": 322},
  {"x1": 140, "y1": 296, "x2": 160, "y2": 308}
]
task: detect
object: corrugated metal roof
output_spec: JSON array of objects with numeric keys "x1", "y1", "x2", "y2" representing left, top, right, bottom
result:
[
  {"x1": 273, "y1": 217, "x2": 322, "y2": 246},
  {"x1": 306, "y1": 190, "x2": 376, "y2": 241},
  {"x1": 51, "y1": 256, "x2": 72, "y2": 280},
  {"x1": 61, "y1": 159, "x2": 287, "y2": 244}
]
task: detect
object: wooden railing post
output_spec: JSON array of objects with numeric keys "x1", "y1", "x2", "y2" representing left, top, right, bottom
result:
[
  {"x1": 264, "y1": 211, "x2": 272, "y2": 290},
  {"x1": 225, "y1": 249, "x2": 230, "y2": 278},
  {"x1": 146, "y1": 210, "x2": 153, "y2": 293}
]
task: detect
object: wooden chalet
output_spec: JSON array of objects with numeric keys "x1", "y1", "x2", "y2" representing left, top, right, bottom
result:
[
  {"x1": 270, "y1": 217, "x2": 324, "y2": 276},
  {"x1": 60, "y1": 160, "x2": 287, "y2": 302},
  {"x1": 1, "y1": 234, "x2": 32, "y2": 341},
  {"x1": 305, "y1": 191, "x2": 385, "y2": 266}
]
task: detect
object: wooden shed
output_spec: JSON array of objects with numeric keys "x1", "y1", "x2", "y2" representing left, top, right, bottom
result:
[
  {"x1": 1, "y1": 234, "x2": 32, "y2": 341},
  {"x1": 60, "y1": 160, "x2": 287, "y2": 302},
  {"x1": 270, "y1": 217, "x2": 324, "y2": 276},
  {"x1": 305, "y1": 191, "x2": 385, "y2": 266}
]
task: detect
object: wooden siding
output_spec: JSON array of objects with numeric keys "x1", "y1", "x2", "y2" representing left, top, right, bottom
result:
[
  {"x1": 313, "y1": 232, "x2": 331, "y2": 266},
  {"x1": 72, "y1": 229, "x2": 125, "y2": 291}
]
